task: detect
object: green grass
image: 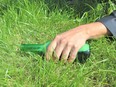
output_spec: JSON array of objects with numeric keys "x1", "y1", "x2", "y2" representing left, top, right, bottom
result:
[{"x1": 0, "y1": 0, "x2": 116, "y2": 87}]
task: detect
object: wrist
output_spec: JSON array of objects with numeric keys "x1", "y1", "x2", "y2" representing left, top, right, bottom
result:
[
  {"x1": 84, "y1": 22, "x2": 109, "y2": 39},
  {"x1": 74, "y1": 25, "x2": 90, "y2": 40}
]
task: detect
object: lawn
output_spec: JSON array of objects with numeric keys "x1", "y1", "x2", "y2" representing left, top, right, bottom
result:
[{"x1": 0, "y1": 0, "x2": 116, "y2": 87}]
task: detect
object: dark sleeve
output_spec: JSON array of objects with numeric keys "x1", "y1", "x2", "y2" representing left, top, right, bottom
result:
[{"x1": 97, "y1": 10, "x2": 116, "y2": 37}]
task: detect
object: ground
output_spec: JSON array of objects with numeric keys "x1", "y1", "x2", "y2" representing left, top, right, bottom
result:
[{"x1": 0, "y1": 0, "x2": 116, "y2": 87}]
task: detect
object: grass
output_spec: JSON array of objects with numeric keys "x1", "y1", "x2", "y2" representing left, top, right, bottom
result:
[{"x1": 0, "y1": 0, "x2": 116, "y2": 87}]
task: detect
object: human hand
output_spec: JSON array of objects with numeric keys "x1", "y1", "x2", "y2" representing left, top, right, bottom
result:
[
  {"x1": 46, "y1": 25, "x2": 89, "y2": 63},
  {"x1": 46, "y1": 22, "x2": 109, "y2": 63}
]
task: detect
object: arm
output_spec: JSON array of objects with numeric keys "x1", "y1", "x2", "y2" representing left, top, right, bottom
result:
[
  {"x1": 46, "y1": 11, "x2": 115, "y2": 63},
  {"x1": 97, "y1": 10, "x2": 116, "y2": 37}
]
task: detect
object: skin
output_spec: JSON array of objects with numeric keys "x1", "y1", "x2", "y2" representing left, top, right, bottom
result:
[{"x1": 46, "y1": 22, "x2": 111, "y2": 63}]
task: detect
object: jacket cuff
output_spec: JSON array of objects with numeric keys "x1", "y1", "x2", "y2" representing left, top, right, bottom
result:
[{"x1": 97, "y1": 10, "x2": 116, "y2": 37}]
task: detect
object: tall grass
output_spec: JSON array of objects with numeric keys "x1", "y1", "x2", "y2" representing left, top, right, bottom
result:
[{"x1": 0, "y1": 0, "x2": 116, "y2": 86}]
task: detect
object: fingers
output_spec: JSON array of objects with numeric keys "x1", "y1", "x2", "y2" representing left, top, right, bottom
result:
[
  {"x1": 60, "y1": 43, "x2": 72, "y2": 62},
  {"x1": 46, "y1": 40, "x2": 57, "y2": 60},
  {"x1": 45, "y1": 33, "x2": 85, "y2": 63},
  {"x1": 54, "y1": 39, "x2": 67, "y2": 60},
  {"x1": 46, "y1": 35, "x2": 63, "y2": 60},
  {"x1": 46, "y1": 40, "x2": 80, "y2": 63},
  {"x1": 68, "y1": 46, "x2": 79, "y2": 63}
]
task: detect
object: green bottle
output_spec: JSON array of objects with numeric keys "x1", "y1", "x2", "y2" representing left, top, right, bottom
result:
[{"x1": 20, "y1": 41, "x2": 90, "y2": 63}]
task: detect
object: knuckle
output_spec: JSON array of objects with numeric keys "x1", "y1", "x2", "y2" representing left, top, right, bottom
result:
[
  {"x1": 67, "y1": 42, "x2": 73, "y2": 47},
  {"x1": 70, "y1": 52, "x2": 76, "y2": 58},
  {"x1": 68, "y1": 56, "x2": 75, "y2": 62},
  {"x1": 47, "y1": 45, "x2": 51, "y2": 51},
  {"x1": 55, "y1": 35, "x2": 61, "y2": 40},
  {"x1": 47, "y1": 46, "x2": 53, "y2": 53},
  {"x1": 61, "y1": 39, "x2": 67, "y2": 44},
  {"x1": 70, "y1": 54, "x2": 76, "y2": 59},
  {"x1": 73, "y1": 45, "x2": 78, "y2": 49}
]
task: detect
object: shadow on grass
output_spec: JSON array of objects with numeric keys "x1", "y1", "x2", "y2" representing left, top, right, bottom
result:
[
  {"x1": 0, "y1": 0, "x2": 115, "y2": 17},
  {"x1": 44, "y1": 0, "x2": 111, "y2": 17}
]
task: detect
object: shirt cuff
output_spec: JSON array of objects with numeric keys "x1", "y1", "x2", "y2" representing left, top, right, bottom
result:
[{"x1": 97, "y1": 10, "x2": 116, "y2": 38}]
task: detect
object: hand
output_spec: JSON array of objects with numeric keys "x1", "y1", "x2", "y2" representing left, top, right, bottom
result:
[{"x1": 46, "y1": 22, "x2": 109, "y2": 63}]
